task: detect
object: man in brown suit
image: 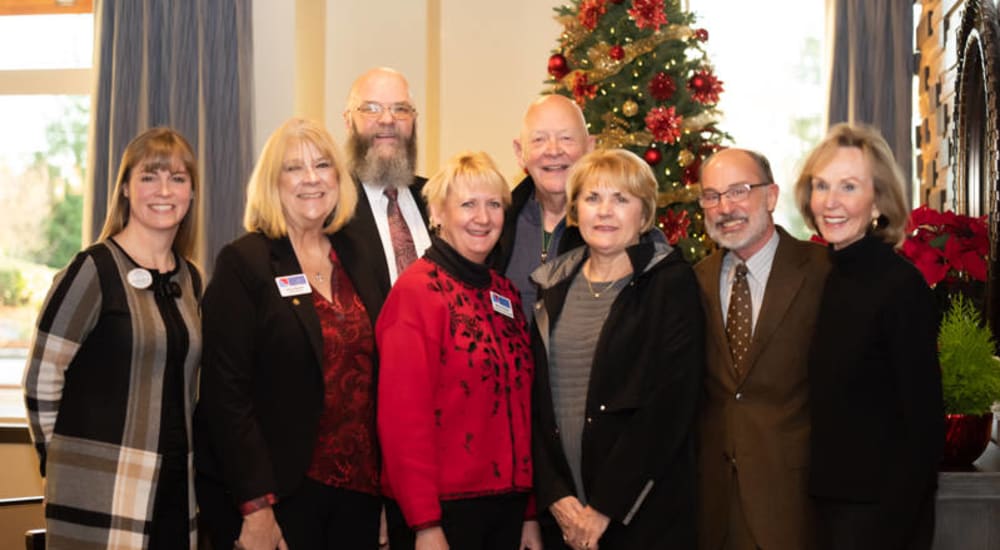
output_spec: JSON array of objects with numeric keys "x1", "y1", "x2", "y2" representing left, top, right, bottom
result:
[{"x1": 694, "y1": 148, "x2": 830, "y2": 550}]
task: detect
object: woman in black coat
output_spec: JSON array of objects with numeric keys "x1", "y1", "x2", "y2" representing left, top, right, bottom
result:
[
  {"x1": 794, "y1": 123, "x2": 944, "y2": 550},
  {"x1": 531, "y1": 149, "x2": 704, "y2": 550}
]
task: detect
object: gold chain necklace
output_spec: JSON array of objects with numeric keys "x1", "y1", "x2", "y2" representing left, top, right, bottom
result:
[{"x1": 585, "y1": 276, "x2": 616, "y2": 298}]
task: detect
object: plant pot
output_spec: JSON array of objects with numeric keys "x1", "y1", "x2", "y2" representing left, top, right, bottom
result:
[{"x1": 940, "y1": 413, "x2": 994, "y2": 470}]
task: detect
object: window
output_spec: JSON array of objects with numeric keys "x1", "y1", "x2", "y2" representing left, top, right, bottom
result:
[
  {"x1": 692, "y1": 0, "x2": 826, "y2": 238},
  {"x1": 0, "y1": 5, "x2": 93, "y2": 421}
]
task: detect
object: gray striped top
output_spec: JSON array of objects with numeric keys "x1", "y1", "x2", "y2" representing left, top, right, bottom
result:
[{"x1": 549, "y1": 271, "x2": 627, "y2": 504}]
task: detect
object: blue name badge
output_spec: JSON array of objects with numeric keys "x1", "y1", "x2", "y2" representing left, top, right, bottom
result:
[
  {"x1": 490, "y1": 291, "x2": 514, "y2": 319},
  {"x1": 275, "y1": 273, "x2": 312, "y2": 297}
]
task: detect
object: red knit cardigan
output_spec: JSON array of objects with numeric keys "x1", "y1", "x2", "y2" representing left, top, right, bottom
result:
[{"x1": 376, "y1": 251, "x2": 535, "y2": 530}]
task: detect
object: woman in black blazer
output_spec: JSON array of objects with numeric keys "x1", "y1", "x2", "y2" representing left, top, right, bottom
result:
[
  {"x1": 531, "y1": 149, "x2": 704, "y2": 550},
  {"x1": 794, "y1": 123, "x2": 944, "y2": 550},
  {"x1": 195, "y1": 118, "x2": 384, "y2": 550}
]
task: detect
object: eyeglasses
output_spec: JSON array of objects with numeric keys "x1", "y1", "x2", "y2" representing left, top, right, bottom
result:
[
  {"x1": 354, "y1": 101, "x2": 417, "y2": 120},
  {"x1": 698, "y1": 182, "x2": 772, "y2": 208}
]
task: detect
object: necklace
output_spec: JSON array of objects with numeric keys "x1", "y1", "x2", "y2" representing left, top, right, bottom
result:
[
  {"x1": 313, "y1": 272, "x2": 325, "y2": 283},
  {"x1": 585, "y1": 276, "x2": 616, "y2": 298}
]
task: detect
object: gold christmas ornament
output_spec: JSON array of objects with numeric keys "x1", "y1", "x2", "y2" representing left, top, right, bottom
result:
[
  {"x1": 677, "y1": 149, "x2": 694, "y2": 167},
  {"x1": 622, "y1": 100, "x2": 639, "y2": 117}
]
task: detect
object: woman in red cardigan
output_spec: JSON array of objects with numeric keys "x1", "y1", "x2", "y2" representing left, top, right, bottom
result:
[{"x1": 376, "y1": 151, "x2": 540, "y2": 550}]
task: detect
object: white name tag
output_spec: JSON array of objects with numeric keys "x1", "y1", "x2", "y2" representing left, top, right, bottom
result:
[
  {"x1": 127, "y1": 268, "x2": 153, "y2": 289},
  {"x1": 490, "y1": 291, "x2": 514, "y2": 319},
  {"x1": 275, "y1": 273, "x2": 312, "y2": 297}
]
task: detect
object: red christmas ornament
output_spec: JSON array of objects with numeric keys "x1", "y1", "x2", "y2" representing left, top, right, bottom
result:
[
  {"x1": 609, "y1": 44, "x2": 625, "y2": 61},
  {"x1": 548, "y1": 53, "x2": 569, "y2": 80},
  {"x1": 644, "y1": 148, "x2": 663, "y2": 165},
  {"x1": 648, "y1": 72, "x2": 676, "y2": 102},
  {"x1": 694, "y1": 28, "x2": 709, "y2": 41},
  {"x1": 683, "y1": 158, "x2": 702, "y2": 185},
  {"x1": 645, "y1": 106, "x2": 683, "y2": 144},
  {"x1": 628, "y1": 0, "x2": 668, "y2": 31},
  {"x1": 687, "y1": 68, "x2": 724, "y2": 104}
]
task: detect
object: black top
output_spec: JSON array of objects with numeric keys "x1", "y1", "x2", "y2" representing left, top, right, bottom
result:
[{"x1": 808, "y1": 235, "x2": 943, "y2": 506}]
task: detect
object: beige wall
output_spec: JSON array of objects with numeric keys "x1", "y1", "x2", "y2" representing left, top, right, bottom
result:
[{"x1": 253, "y1": 0, "x2": 560, "y2": 185}]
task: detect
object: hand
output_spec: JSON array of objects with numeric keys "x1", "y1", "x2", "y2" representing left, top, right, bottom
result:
[
  {"x1": 574, "y1": 506, "x2": 610, "y2": 550},
  {"x1": 549, "y1": 496, "x2": 585, "y2": 548},
  {"x1": 415, "y1": 526, "x2": 449, "y2": 550},
  {"x1": 235, "y1": 506, "x2": 287, "y2": 550},
  {"x1": 379, "y1": 506, "x2": 390, "y2": 549},
  {"x1": 520, "y1": 519, "x2": 543, "y2": 549}
]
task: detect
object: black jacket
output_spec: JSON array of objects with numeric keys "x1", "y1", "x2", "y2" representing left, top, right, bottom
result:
[
  {"x1": 194, "y1": 231, "x2": 384, "y2": 503},
  {"x1": 531, "y1": 240, "x2": 704, "y2": 548},
  {"x1": 493, "y1": 175, "x2": 583, "y2": 273},
  {"x1": 330, "y1": 176, "x2": 429, "y2": 321}
]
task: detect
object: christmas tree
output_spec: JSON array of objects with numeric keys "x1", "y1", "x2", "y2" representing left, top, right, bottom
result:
[{"x1": 545, "y1": 0, "x2": 728, "y2": 261}]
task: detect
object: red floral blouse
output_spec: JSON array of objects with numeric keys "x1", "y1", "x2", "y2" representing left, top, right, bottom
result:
[{"x1": 305, "y1": 248, "x2": 379, "y2": 495}]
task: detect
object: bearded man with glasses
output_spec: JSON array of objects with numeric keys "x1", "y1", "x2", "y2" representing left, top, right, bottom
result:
[
  {"x1": 336, "y1": 67, "x2": 431, "y2": 307},
  {"x1": 693, "y1": 148, "x2": 830, "y2": 550},
  {"x1": 333, "y1": 67, "x2": 433, "y2": 550}
]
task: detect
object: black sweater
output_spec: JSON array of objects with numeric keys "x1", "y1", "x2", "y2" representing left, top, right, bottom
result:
[{"x1": 808, "y1": 235, "x2": 943, "y2": 507}]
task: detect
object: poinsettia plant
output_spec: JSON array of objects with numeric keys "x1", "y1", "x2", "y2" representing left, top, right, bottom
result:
[{"x1": 900, "y1": 205, "x2": 989, "y2": 287}]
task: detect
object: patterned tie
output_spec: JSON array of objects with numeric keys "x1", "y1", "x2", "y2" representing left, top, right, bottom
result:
[
  {"x1": 384, "y1": 187, "x2": 418, "y2": 275},
  {"x1": 725, "y1": 263, "x2": 752, "y2": 371}
]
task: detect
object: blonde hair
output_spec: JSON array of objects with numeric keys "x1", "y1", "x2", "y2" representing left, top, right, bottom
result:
[
  {"x1": 423, "y1": 151, "x2": 511, "y2": 221},
  {"x1": 243, "y1": 118, "x2": 356, "y2": 238},
  {"x1": 794, "y1": 123, "x2": 909, "y2": 246},
  {"x1": 566, "y1": 148, "x2": 657, "y2": 232},
  {"x1": 98, "y1": 127, "x2": 199, "y2": 260}
]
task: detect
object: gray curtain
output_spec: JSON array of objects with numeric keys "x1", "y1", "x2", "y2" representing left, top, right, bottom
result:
[
  {"x1": 86, "y1": 0, "x2": 254, "y2": 274},
  {"x1": 827, "y1": 0, "x2": 914, "y2": 199}
]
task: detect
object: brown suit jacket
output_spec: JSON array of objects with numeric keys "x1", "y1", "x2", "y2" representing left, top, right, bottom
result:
[{"x1": 694, "y1": 227, "x2": 830, "y2": 550}]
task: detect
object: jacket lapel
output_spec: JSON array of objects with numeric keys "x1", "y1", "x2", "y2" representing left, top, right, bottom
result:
[
  {"x1": 269, "y1": 237, "x2": 324, "y2": 370},
  {"x1": 700, "y1": 251, "x2": 738, "y2": 376}
]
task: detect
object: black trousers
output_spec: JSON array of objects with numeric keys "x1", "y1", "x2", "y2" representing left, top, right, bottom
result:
[
  {"x1": 814, "y1": 494, "x2": 935, "y2": 550},
  {"x1": 147, "y1": 454, "x2": 189, "y2": 550},
  {"x1": 197, "y1": 474, "x2": 381, "y2": 550},
  {"x1": 386, "y1": 493, "x2": 529, "y2": 550}
]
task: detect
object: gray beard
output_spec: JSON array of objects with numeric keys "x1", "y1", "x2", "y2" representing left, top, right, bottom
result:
[{"x1": 347, "y1": 130, "x2": 417, "y2": 188}]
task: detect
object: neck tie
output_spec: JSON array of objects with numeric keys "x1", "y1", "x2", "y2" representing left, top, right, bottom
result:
[
  {"x1": 725, "y1": 263, "x2": 752, "y2": 371},
  {"x1": 384, "y1": 187, "x2": 418, "y2": 275}
]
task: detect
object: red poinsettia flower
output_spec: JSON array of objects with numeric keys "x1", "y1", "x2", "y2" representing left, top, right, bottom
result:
[
  {"x1": 658, "y1": 209, "x2": 690, "y2": 245},
  {"x1": 900, "y1": 205, "x2": 988, "y2": 287},
  {"x1": 902, "y1": 237, "x2": 949, "y2": 286},
  {"x1": 628, "y1": 0, "x2": 668, "y2": 31},
  {"x1": 644, "y1": 106, "x2": 683, "y2": 144},
  {"x1": 578, "y1": 0, "x2": 607, "y2": 30}
]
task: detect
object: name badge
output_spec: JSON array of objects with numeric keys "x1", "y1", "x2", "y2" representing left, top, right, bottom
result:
[
  {"x1": 127, "y1": 268, "x2": 153, "y2": 289},
  {"x1": 490, "y1": 291, "x2": 514, "y2": 319},
  {"x1": 275, "y1": 274, "x2": 312, "y2": 297}
]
